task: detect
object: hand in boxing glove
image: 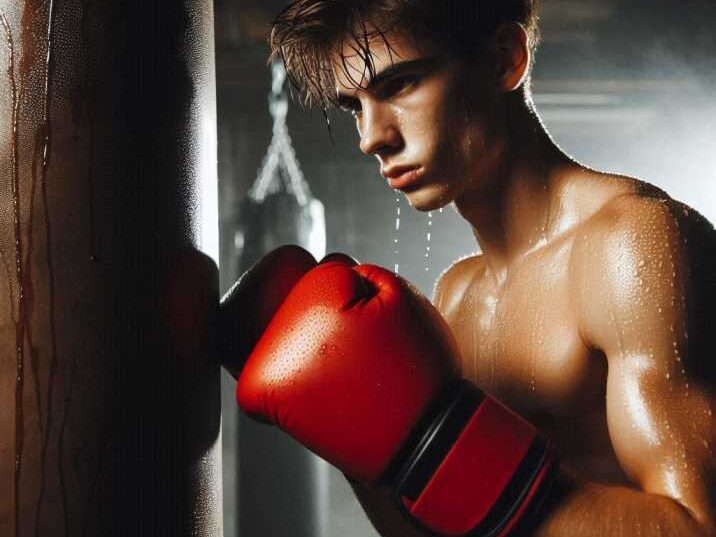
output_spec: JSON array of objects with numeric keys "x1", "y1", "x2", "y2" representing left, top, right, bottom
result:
[
  {"x1": 237, "y1": 259, "x2": 558, "y2": 537},
  {"x1": 219, "y1": 245, "x2": 317, "y2": 378}
]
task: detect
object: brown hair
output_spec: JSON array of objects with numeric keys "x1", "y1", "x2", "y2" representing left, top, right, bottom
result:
[{"x1": 270, "y1": 0, "x2": 540, "y2": 108}]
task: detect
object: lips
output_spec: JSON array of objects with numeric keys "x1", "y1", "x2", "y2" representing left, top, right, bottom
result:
[{"x1": 382, "y1": 165, "x2": 424, "y2": 191}]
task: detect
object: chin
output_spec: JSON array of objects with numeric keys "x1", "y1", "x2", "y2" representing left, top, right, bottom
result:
[{"x1": 403, "y1": 183, "x2": 453, "y2": 212}]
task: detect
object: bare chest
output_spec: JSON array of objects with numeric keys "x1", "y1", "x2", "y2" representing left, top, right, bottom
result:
[
  {"x1": 448, "y1": 247, "x2": 601, "y2": 405},
  {"x1": 444, "y1": 247, "x2": 626, "y2": 481}
]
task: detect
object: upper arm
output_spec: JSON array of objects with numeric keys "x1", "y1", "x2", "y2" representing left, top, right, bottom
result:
[{"x1": 573, "y1": 195, "x2": 716, "y2": 530}]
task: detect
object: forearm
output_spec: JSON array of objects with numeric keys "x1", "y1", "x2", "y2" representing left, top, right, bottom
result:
[{"x1": 532, "y1": 469, "x2": 713, "y2": 537}]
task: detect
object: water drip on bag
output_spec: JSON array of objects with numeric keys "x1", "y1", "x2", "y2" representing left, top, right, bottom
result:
[{"x1": 1, "y1": 13, "x2": 26, "y2": 537}]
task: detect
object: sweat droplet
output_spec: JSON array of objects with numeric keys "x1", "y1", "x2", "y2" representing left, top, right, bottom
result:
[
  {"x1": 393, "y1": 196, "x2": 401, "y2": 274},
  {"x1": 424, "y1": 211, "x2": 433, "y2": 272}
]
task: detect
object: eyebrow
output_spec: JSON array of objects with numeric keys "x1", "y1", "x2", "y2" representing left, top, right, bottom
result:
[{"x1": 336, "y1": 57, "x2": 440, "y2": 108}]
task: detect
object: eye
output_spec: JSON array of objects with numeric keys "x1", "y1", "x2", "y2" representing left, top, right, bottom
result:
[{"x1": 380, "y1": 75, "x2": 420, "y2": 98}]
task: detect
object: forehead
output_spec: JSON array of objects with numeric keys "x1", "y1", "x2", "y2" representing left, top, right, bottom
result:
[{"x1": 331, "y1": 27, "x2": 437, "y2": 95}]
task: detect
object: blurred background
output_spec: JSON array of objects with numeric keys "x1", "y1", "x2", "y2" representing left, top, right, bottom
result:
[{"x1": 214, "y1": 1, "x2": 716, "y2": 535}]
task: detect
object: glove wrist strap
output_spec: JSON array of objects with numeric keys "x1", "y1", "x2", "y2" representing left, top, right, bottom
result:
[{"x1": 384, "y1": 380, "x2": 558, "y2": 537}]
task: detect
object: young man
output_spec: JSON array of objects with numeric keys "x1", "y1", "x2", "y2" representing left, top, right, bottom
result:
[{"x1": 232, "y1": 1, "x2": 716, "y2": 536}]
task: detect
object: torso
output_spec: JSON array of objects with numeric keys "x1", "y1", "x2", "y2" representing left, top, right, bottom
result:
[{"x1": 437, "y1": 172, "x2": 655, "y2": 487}]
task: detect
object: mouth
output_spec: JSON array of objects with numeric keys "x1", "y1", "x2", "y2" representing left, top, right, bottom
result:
[{"x1": 382, "y1": 165, "x2": 425, "y2": 191}]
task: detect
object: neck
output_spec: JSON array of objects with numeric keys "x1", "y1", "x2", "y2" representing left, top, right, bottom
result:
[{"x1": 453, "y1": 97, "x2": 576, "y2": 285}]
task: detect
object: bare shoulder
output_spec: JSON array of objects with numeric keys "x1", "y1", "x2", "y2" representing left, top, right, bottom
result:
[
  {"x1": 573, "y1": 185, "x2": 715, "y2": 263},
  {"x1": 571, "y1": 180, "x2": 716, "y2": 296},
  {"x1": 570, "y1": 183, "x2": 716, "y2": 360},
  {"x1": 432, "y1": 253, "x2": 485, "y2": 320}
]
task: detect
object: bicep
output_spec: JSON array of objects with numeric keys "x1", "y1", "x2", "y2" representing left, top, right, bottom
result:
[
  {"x1": 605, "y1": 353, "x2": 715, "y2": 528},
  {"x1": 574, "y1": 198, "x2": 716, "y2": 527}
]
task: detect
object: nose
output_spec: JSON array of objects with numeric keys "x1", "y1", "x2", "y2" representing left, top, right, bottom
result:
[{"x1": 358, "y1": 103, "x2": 402, "y2": 157}]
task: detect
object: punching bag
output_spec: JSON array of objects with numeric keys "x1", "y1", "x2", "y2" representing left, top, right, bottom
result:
[{"x1": 0, "y1": 1, "x2": 221, "y2": 536}]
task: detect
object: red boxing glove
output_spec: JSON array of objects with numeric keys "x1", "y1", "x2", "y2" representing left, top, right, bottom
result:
[
  {"x1": 238, "y1": 260, "x2": 558, "y2": 537},
  {"x1": 219, "y1": 245, "x2": 316, "y2": 378}
]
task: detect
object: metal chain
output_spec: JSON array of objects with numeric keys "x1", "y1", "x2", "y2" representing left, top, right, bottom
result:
[{"x1": 249, "y1": 60, "x2": 311, "y2": 206}]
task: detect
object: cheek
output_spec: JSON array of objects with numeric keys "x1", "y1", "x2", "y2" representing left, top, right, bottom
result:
[
  {"x1": 435, "y1": 105, "x2": 477, "y2": 175},
  {"x1": 432, "y1": 88, "x2": 480, "y2": 165},
  {"x1": 391, "y1": 106, "x2": 412, "y2": 135},
  {"x1": 399, "y1": 80, "x2": 488, "y2": 175}
]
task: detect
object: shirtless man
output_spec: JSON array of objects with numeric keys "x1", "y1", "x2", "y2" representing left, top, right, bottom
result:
[{"x1": 224, "y1": 1, "x2": 716, "y2": 535}]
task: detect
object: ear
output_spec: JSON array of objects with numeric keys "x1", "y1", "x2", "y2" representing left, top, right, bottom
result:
[{"x1": 492, "y1": 22, "x2": 530, "y2": 92}]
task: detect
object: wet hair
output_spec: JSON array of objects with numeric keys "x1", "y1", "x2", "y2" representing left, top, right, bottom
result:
[{"x1": 270, "y1": 0, "x2": 540, "y2": 108}]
